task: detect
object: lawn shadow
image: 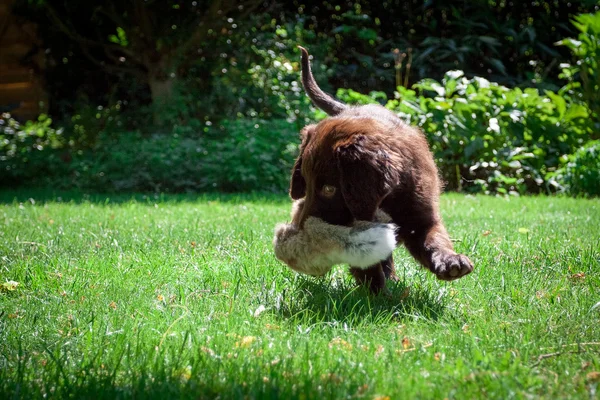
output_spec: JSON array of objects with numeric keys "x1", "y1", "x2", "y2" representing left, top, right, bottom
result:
[
  {"x1": 0, "y1": 188, "x2": 288, "y2": 205},
  {"x1": 0, "y1": 365, "x2": 329, "y2": 400},
  {"x1": 272, "y1": 273, "x2": 447, "y2": 326}
]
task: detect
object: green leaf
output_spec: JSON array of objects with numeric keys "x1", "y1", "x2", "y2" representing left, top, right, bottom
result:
[
  {"x1": 564, "y1": 103, "x2": 589, "y2": 121},
  {"x1": 488, "y1": 58, "x2": 507, "y2": 76},
  {"x1": 464, "y1": 137, "x2": 484, "y2": 159},
  {"x1": 478, "y1": 36, "x2": 500, "y2": 46},
  {"x1": 545, "y1": 91, "x2": 566, "y2": 119}
]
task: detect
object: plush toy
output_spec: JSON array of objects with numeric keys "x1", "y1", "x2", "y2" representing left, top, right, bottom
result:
[{"x1": 273, "y1": 199, "x2": 397, "y2": 276}]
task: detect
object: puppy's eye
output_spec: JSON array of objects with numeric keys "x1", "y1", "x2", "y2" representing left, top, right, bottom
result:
[{"x1": 320, "y1": 184, "x2": 337, "y2": 198}]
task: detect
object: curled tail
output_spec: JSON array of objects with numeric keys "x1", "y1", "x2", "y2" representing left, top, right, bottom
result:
[{"x1": 299, "y1": 46, "x2": 347, "y2": 116}]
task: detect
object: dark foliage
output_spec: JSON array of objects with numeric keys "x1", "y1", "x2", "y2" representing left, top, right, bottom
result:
[
  {"x1": 11, "y1": 0, "x2": 600, "y2": 125},
  {"x1": 3, "y1": 2, "x2": 599, "y2": 196},
  {"x1": 1, "y1": 119, "x2": 301, "y2": 193}
]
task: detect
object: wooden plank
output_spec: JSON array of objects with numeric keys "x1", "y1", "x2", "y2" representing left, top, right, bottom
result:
[{"x1": 0, "y1": 82, "x2": 32, "y2": 90}]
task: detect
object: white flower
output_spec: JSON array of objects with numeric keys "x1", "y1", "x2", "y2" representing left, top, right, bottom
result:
[{"x1": 488, "y1": 118, "x2": 500, "y2": 133}]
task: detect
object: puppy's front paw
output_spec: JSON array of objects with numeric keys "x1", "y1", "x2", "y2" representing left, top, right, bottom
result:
[{"x1": 431, "y1": 251, "x2": 473, "y2": 281}]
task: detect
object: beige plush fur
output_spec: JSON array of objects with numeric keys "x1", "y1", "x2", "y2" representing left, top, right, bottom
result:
[{"x1": 273, "y1": 200, "x2": 397, "y2": 276}]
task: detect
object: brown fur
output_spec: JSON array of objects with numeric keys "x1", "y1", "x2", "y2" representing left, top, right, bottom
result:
[{"x1": 291, "y1": 47, "x2": 473, "y2": 293}]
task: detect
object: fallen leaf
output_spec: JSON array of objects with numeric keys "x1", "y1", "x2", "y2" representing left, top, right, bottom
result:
[
  {"x1": 236, "y1": 336, "x2": 257, "y2": 348},
  {"x1": 482, "y1": 230, "x2": 492, "y2": 236},
  {"x1": 400, "y1": 287, "x2": 410, "y2": 299},
  {"x1": 200, "y1": 347, "x2": 215, "y2": 357},
  {"x1": 581, "y1": 361, "x2": 591, "y2": 370},
  {"x1": 536, "y1": 290, "x2": 547, "y2": 299},
  {"x1": 329, "y1": 337, "x2": 353, "y2": 351},
  {"x1": 1, "y1": 281, "x2": 19, "y2": 292},
  {"x1": 375, "y1": 345, "x2": 385, "y2": 358},
  {"x1": 109, "y1": 301, "x2": 117, "y2": 310},
  {"x1": 569, "y1": 272, "x2": 585, "y2": 280},
  {"x1": 586, "y1": 371, "x2": 600, "y2": 382},
  {"x1": 401, "y1": 337, "x2": 411, "y2": 350},
  {"x1": 320, "y1": 373, "x2": 343, "y2": 384}
]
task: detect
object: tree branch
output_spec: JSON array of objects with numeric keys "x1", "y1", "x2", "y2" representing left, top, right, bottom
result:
[
  {"x1": 44, "y1": 2, "x2": 141, "y2": 64},
  {"x1": 176, "y1": 0, "x2": 262, "y2": 60},
  {"x1": 78, "y1": 43, "x2": 147, "y2": 80}
]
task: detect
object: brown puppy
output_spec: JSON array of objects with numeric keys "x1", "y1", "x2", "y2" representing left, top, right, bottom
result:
[{"x1": 291, "y1": 47, "x2": 473, "y2": 293}]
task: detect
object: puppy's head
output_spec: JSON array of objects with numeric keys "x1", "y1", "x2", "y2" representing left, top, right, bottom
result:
[
  {"x1": 290, "y1": 118, "x2": 399, "y2": 228},
  {"x1": 292, "y1": 47, "x2": 400, "y2": 227}
]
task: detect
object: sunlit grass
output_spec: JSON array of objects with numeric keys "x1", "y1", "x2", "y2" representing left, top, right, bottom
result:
[{"x1": 1, "y1": 191, "x2": 599, "y2": 399}]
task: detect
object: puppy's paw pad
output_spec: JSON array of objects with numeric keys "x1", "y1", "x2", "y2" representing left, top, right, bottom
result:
[{"x1": 432, "y1": 252, "x2": 473, "y2": 281}]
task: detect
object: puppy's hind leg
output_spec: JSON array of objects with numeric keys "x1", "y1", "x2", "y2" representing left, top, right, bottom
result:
[
  {"x1": 381, "y1": 254, "x2": 398, "y2": 281},
  {"x1": 350, "y1": 263, "x2": 386, "y2": 294}
]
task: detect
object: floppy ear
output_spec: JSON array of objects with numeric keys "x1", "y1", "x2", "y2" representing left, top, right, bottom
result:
[
  {"x1": 290, "y1": 156, "x2": 305, "y2": 199},
  {"x1": 289, "y1": 125, "x2": 316, "y2": 200},
  {"x1": 335, "y1": 135, "x2": 397, "y2": 220}
]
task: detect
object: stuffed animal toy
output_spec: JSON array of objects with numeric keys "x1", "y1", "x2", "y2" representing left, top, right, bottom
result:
[{"x1": 273, "y1": 199, "x2": 397, "y2": 276}]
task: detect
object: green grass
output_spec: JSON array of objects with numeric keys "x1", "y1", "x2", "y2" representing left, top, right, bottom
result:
[{"x1": 1, "y1": 190, "x2": 599, "y2": 399}]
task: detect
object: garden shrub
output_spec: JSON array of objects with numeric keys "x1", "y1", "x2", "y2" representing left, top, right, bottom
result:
[
  {"x1": 1, "y1": 119, "x2": 301, "y2": 193},
  {"x1": 0, "y1": 113, "x2": 64, "y2": 184},
  {"x1": 551, "y1": 140, "x2": 600, "y2": 197},
  {"x1": 557, "y1": 11, "x2": 600, "y2": 129},
  {"x1": 338, "y1": 71, "x2": 593, "y2": 195}
]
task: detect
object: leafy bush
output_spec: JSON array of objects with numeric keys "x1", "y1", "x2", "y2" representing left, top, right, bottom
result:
[
  {"x1": 62, "y1": 101, "x2": 126, "y2": 148},
  {"x1": 557, "y1": 11, "x2": 600, "y2": 129},
  {"x1": 551, "y1": 140, "x2": 600, "y2": 197},
  {"x1": 338, "y1": 70, "x2": 592, "y2": 195},
  {"x1": 2, "y1": 119, "x2": 301, "y2": 193},
  {"x1": 0, "y1": 113, "x2": 63, "y2": 174}
]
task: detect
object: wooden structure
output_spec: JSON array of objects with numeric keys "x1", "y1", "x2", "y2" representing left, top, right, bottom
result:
[{"x1": 0, "y1": 0, "x2": 47, "y2": 121}]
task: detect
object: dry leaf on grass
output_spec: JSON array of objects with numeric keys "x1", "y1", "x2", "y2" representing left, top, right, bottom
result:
[
  {"x1": 402, "y1": 337, "x2": 411, "y2": 350},
  {"x1": 236, "y1": 336, "x2": 257, "y2": 348},
  {"x1": 586, "y1": 371, "x2": 600, "y2": 382},
  {"x1": 1, "y1": 281, "x2": 19, "y2": 292},
  {"x1": 329, "y1": 337, "x2": 353, "y2": 351}
]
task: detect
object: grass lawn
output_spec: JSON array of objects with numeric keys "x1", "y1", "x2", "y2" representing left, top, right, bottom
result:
[{"x1": 1, "y1": 190, "x2": 599, "y2": 399}]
